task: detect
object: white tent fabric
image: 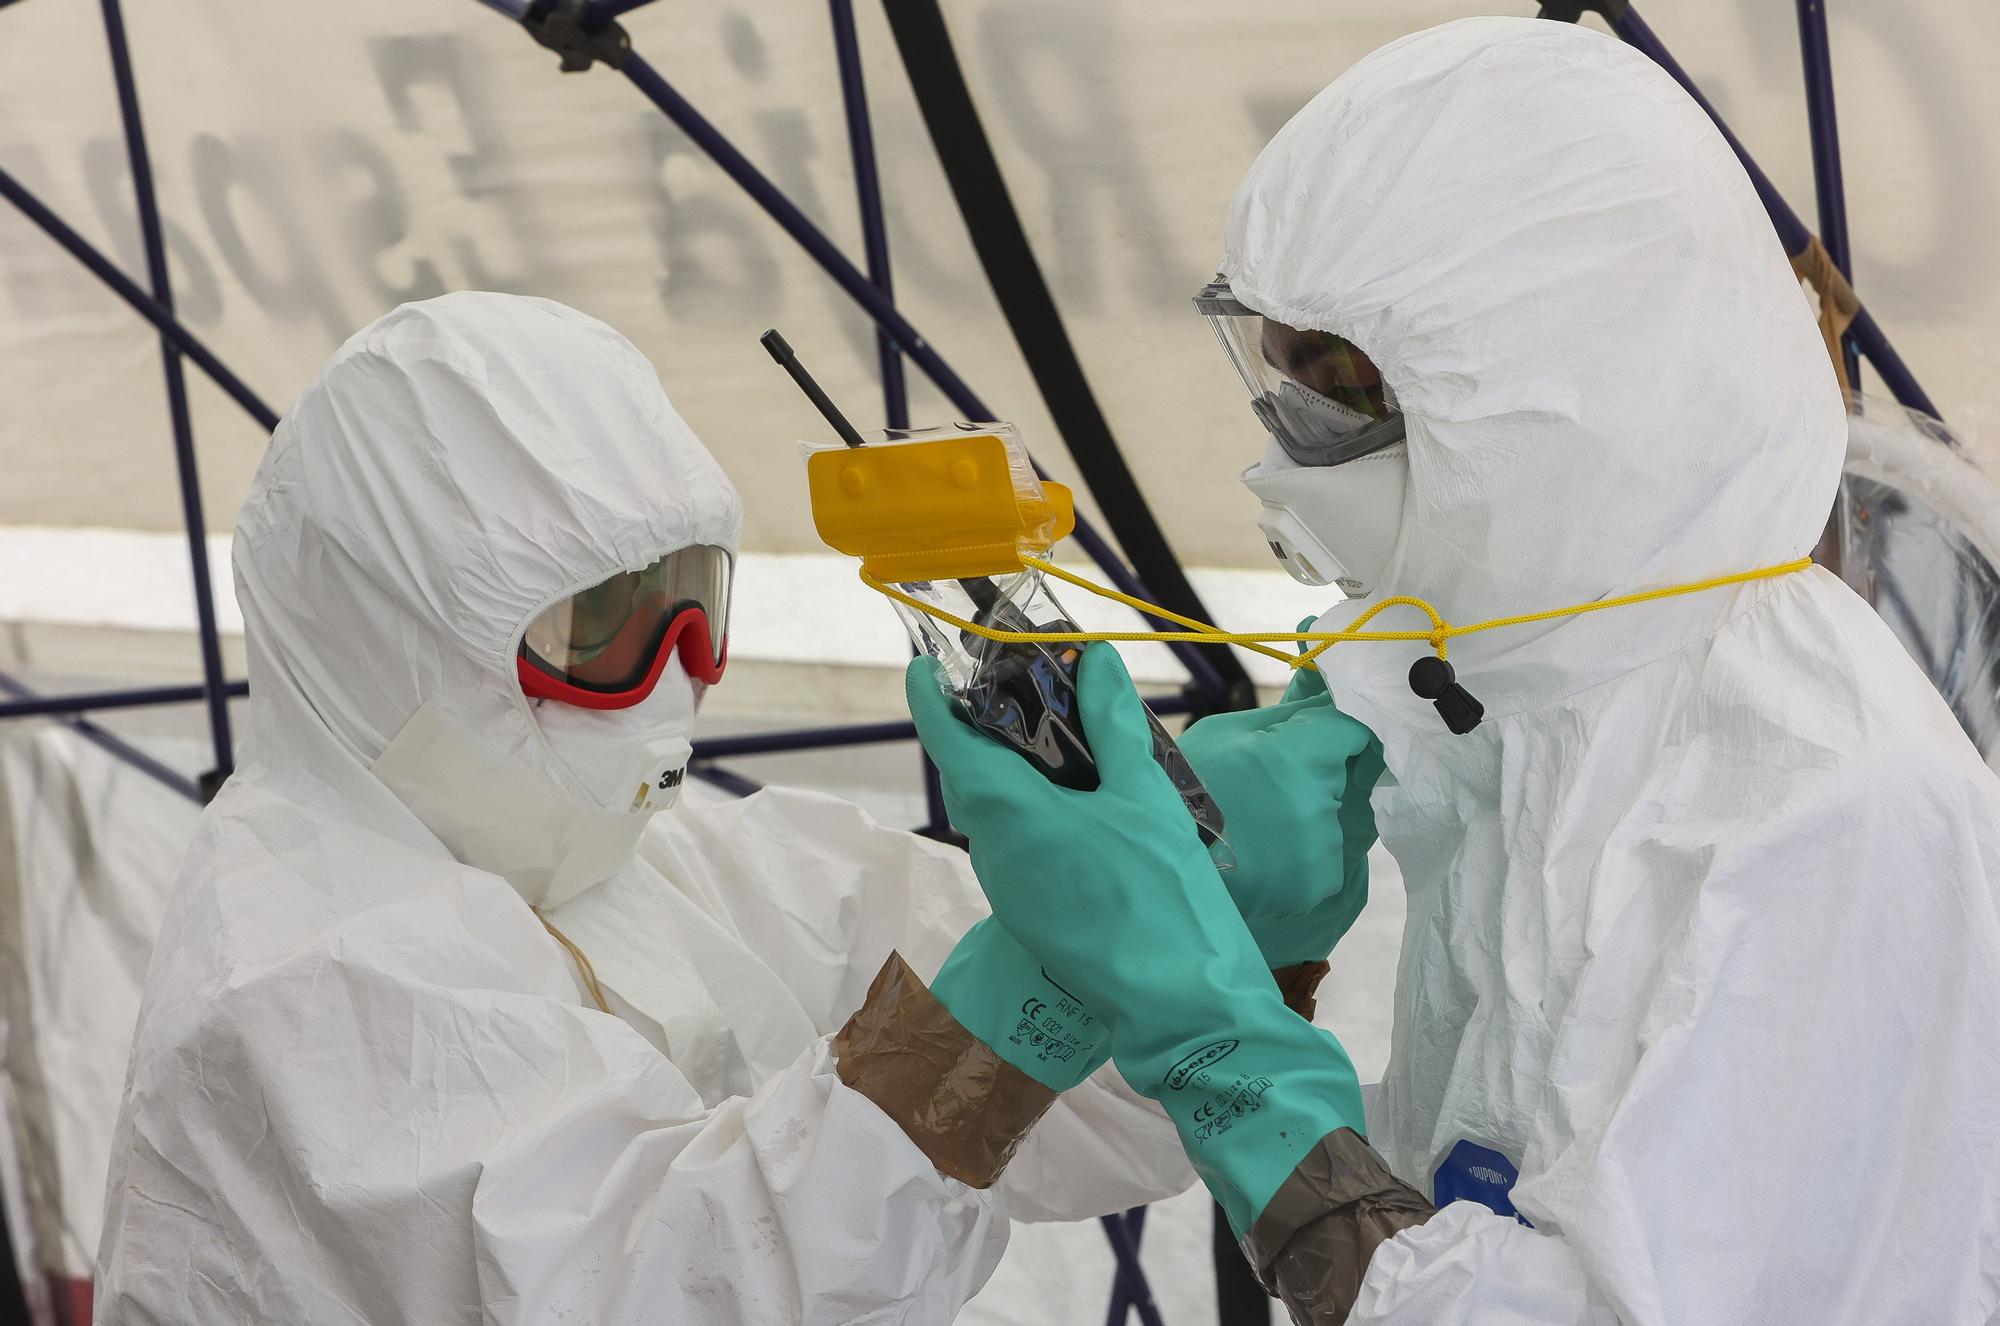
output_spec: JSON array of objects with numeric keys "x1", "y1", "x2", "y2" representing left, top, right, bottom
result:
[
  {"x1": 7, "y1": 0, "x2": 1998, "y2": 570},
  {"x1": 0, "y1": 727, "x2": 197, "y2": 1326},
  {"x1": 1225, "y1": 17, "x2": 2000, "y2": 1323}
]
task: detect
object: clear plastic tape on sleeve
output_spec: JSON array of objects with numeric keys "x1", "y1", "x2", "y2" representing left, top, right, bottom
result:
[{"x1": 1839, "y1": 393, "x2": 2000, "y2": 767}]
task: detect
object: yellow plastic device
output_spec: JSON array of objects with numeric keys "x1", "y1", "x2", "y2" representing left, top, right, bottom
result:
[{"x1": 806, "y1": 430, "x2": 1074, "y2": 583}]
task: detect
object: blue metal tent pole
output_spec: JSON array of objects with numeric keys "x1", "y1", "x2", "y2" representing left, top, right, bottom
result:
[
  {"x1": 0, "y1": 165, "x2": 281, "y2": 432},
  {"x1": 686, "y1": 762, "x2": 763, "y2": 797},
  {"x1": 828, "y1": 0, "x2": 908, "y2": 433},
  {"x1": 696, "y1": 719, "x2": 914, "y2": 759},
  {"x1": 1794, "y1": 0, "x2": 1860, "y2": 390},
  {"x1": 1098, "y1": 1209, "x2": 1167, "y2": 1326},
  {"x1": 688, "y1": 692, "x2": 1193, "y2": 762},
  {"x1": 615, "y1": 51, "x2": 1232, "y2": 703},
  {"x1": 1794, "y1": 1, "x2": 1853, "y2": 279},
  {"x1": 0, "y1": 672, "x2": 202, "y2": 803},
  {"x1": 581, "y1": 0, "x2": 660, "y2": 27},
  {"x1": 1843, "y1": 305, "x2": 1930, "y2": 417},
  {"x1": 0, "y1": 680, "x2": 249, "y2": 722},
  {"x1": 827, "y1": 0, "x2": 953, "y2": 838},
  {"x1": 100, "y1": 0, "x2": 235, "y2": 793},
  {"x1": 1603, "y1": 6, "x2": 1938, "y2": 419},
  {"x1": 1102, "y1": 1205, "x2": 1146, "y2": 1325},
  {"x1": 1103, "y1": 1206, "x2": 1159, "y2": 1326}
]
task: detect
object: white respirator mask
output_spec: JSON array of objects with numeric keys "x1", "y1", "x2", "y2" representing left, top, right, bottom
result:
[
  {"x1": 372, "y1": 657, "x2": 698, "y2": 909},
  {"x1": 531, "y1": 658, "x2": 698, "y2": 815},
  {"x1": 1240, "y1": 436, "x2": 1409, "y2": 597}
]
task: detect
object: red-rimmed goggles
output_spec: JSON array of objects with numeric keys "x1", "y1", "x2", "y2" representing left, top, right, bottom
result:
[{"x1": 517, "y1": 544, "x2": 732, "y2": 710}]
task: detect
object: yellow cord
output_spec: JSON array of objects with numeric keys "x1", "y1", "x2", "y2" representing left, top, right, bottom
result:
[
  {"x1": 534, "y1": 908, "x2": 612, "y2": 1014},
  {"x1": 860, "y1": 554, "x2": 1814, "y2": 673}
]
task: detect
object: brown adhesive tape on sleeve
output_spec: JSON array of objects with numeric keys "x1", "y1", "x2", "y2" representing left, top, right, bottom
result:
[{"x1": 834, "y1": 951, "x2": 1059, "y2": 1188}]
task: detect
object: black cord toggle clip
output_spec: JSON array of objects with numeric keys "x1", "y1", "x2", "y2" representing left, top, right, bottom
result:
[{"x1": 1409, "y1": 655, "x2": 1484, "y2": 735}]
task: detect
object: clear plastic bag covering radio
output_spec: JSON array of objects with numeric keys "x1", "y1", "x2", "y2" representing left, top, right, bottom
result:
[
  {"x1": 1839, "y1": 394, "x2": 2000, "y2": 769},
  {"x1": 806, "y1": 421, "x2": 1231, "y2": 857}
]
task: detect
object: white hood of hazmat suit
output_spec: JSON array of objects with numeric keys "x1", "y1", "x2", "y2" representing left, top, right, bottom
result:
[
  {"x1": 94, "y1": 292, "x2": 1191, "y2": 1323},
  {"x1": 1225, "y1": 18, "x2": 2000, "y2": 1325}
]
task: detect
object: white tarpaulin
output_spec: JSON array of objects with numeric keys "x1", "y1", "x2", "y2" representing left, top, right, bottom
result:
[
  {"x1": 0, "y1": 727, "x2": 196, "y2": 1325},
  {"x1": 1, "y1": 1, "x2": 1996, "y2": 570}
]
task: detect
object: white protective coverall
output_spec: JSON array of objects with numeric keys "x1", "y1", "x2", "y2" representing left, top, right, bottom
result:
[
  {"x1": 1224, "y1": 18, "x2": 2000, "y2": 1325},
  {"x1": 93, "y1": 293, "x2": 1189, "y2": 1324}
]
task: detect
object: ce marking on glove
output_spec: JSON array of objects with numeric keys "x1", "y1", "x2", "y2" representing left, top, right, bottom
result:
[
  {"x1": 1191, "y1": 1076, "x2": 1273, "y2": 1143},
  {"x1": 1021, "y1": 998, "x2": 1047, "y2": 1021}
]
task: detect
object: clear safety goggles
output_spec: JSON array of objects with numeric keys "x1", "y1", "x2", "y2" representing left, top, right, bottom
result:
[
  {"x1": 1193, "y1": 277, "x2": 1405, "y2": 467},
  {"x1": 517, "y1": 544, "x2": 732, "y2": 709}
]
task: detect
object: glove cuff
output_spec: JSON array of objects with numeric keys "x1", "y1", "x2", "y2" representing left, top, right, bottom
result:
[
  {"x1": 1240, "y1": 1127, "x2": 1436, "y2": 1322},
  {"x1": 835, "y1": 951, "x2": 1058, "y2": 1188},
  {"x1": 931, "y1": 916, "x2": 1111, "y2": 1091},
  {"x1": 1271, "y1": 960, "x2": 1331, "y2": 1021}
]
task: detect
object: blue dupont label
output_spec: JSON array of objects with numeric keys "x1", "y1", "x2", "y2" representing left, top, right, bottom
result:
[{"x1": 1432, "y1": 1139, "x2": 1529, "y2": 1224}]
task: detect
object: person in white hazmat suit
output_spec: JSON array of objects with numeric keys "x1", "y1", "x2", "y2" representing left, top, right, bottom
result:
[
  {"x1": 906, "y1": 17, "x2": 2000, "y2": 1326},
  {"x1": 93, "y1": 291, "x2": 1224, "y2": 1323}
]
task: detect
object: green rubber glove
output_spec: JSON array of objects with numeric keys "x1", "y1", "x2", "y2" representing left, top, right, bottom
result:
[
  {"x1": 1176, "y1": 676, "x2": 1385, "y2": 967},
  {"x1": 907, "y1": 645, "x2": 1365, "y2": 1235},
  {"x1": 930, "y1": 917, "x2": 1110, "y2": 1092}
]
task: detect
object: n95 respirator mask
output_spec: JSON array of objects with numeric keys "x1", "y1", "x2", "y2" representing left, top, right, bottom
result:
[{"x1": 1240, "y1": 437, "x2": 1409, "y2": 597}]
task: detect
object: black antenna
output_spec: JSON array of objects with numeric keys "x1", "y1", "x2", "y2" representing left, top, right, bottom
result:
[{"x1": 761, "y1": 329, "x2": 867, "y2": 448}]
